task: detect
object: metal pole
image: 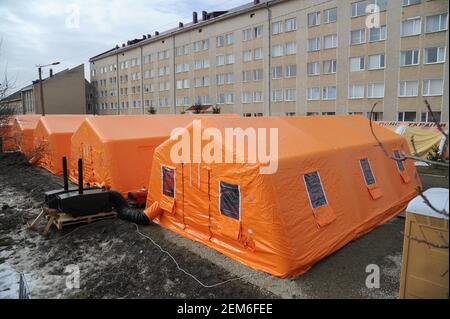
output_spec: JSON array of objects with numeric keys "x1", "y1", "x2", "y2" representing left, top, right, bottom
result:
[{"x1": 38, "y1": 67, "x2": 45, "y2": 116}]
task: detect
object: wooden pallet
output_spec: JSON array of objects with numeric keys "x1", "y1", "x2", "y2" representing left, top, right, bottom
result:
[
  {"x1": 28, "y1": 207, "x2": 116, "y2": 235},
  {"x1": 52, "y1": 211, "x2": 117, "y2": 231}
]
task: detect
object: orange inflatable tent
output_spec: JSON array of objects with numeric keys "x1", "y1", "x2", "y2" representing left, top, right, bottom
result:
[
  {"x1": 70, "y1": 115, "x2": 237, "y2": 195},
  {"x1": 0, "y1": 117, "x2": 15, "y2": 152},
  {"x1": 32, "y1": 115, "x2": 91, "y2": 175},
  {"x1": 10, "y1": 115, "x2": 41, "y2": 156},
  {"x1": 145, "y1": 116, "x2": 420, "y2": 278}
]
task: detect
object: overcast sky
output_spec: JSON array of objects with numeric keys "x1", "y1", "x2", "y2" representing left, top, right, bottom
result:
[{"x1": 0, "y1": 0, "x2": 248, "y2": 93}]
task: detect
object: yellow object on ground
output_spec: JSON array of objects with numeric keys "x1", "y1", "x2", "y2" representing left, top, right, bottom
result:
[{"x1": 400, "y1": 188, "x2": 449, "y2": 299}]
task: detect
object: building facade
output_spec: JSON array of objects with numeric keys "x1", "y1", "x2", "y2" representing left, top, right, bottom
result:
[
  {"x1": 1, "y1": 64, "x2": 94, "y2": 115},
  {"x1": 89, "y1": 0, "x2": 449, "y2": 122}
]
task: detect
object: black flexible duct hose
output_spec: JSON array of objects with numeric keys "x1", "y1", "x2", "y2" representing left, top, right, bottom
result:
[{"x1": 109, "y1": 191, "x2": 150, "y2": 225}]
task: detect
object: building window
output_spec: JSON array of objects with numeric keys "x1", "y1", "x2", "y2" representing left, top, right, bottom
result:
[
  {"x1": 402, "y1": 0, "x2": 420, "y2": 6},
  {"x1": 242, "y1": 28, "x2": 252, "y2": 41},
  {"x1": 324, "y1": 7, "x2": 337, "y2": 23},
  {"x1": 421, "y1": 111, "x2": 441, "y2": 122},
  {"x1": 193, "y1": 40, "x2": 209, "y2": 52},
  {"x1": 351, "y1": 1, "x2": 367, "y2": 18},
  {"x1": 350, "y1": 56, "x2": 365, "y2": 72},
  {"x1": 285, "y1": 42, "x2": 297, "y2": 55},
  {"x1": 307, "y1": 37, "x2": 321, "y2": 51},
  {"x1": 242, "y1": 50, "x2": 252, "y2": 62},
  {"x1": 254, "y1": 48, "x2": 263, "y2": 60},
  {"x1": 253, "y1": 91, "x2": 263, "y2": 103},
  {"x1": 368, "y1": 54, "x2": 385, "y2": 69},
  {"x1": 226, "y1": 33, "x2": 235, "y2": 45},
  {"x1": 400, "y1": 49, "x2": 420, "y2": 66},
  {"x1": 254, "y1": 69, "x2": 263, "y2": 81},
  {"x1": 323, "y1": 34, "x2": 338, "y2": 49},
  {"x1": 242, "y1": 70, "x2": 252, "y2": 82},
  {"x1": 226, "y1": 93, "x2": 235, "y2": 104},
  {"x1": 285, "y1": 88, "x2": 296, "y2": 101},
  {"x1": 350, "y1": 29, "x2": 366, "y2": 45},
  {"x1": 399, "y1": 81, "x2": 419, "y2": 97},
  {"x1": 398, "y1": 112, "x2": 417, "y2": 122},
  {"x1": 219, "y1": 181, "x2": 240, "y2": 220},
  {"x1": 369, "y1": 26, "x2": 386, "y2": 41},
  {"x1": 426, "y1": 13, "x2": 448, "y2": 33},
  {"x1": 194, "y1": 76, "x2": 209, "y2": 88},
  {"x1": 322, "y1": 86, "x2": 336, "y2": 100},
  {"x1": 241, "y1": 91, "x2": 253, "y2": 103},
  {"x1": 401, "y1": 18, "x2": 421, "y2": 36},
  {"x1": 307, "y1": 87, "x2": 321, "y2": 100},
  {"x1": 272, "y1": 66, "x2": 282, "y2": 79},
  {"x1": 271, "y1": 90, "x2": 283, "y2": 102},
  {"x1": 272, "y1": 44, "x2": 284, "y2": 57},
  {"x1": 254, "y1": 25, "x2": 263, "y2": 38},
  {"x1": 348, "y1": 84, "x2": 365, "y2": 99},
  {"x1": 272, "y1": 21, "x2": 283, "y2": 35},
  {"x1": 308, "y1": 12, "x2": 321, "y2": 27},
  {"x1": 216, "y1": 35, "x2": 224, "y2": 47},
  {"x1": 285, "y1": 64, "x2": 297, "y2": 77},
  {"x1": 424, "y1": 47, "x2": 446, "y2": 64},
  {"x1": 307, "y1": 62, "x2": 320, "y2": 76},
  {"x1": 423, "y1": 79, "x2": 444, "y2": 96},
  {"x1": 285, "y1": 18, "x2": 297, "y2": 32},
  {"x1": 368, "y1": 83, "x2": 385, "y2": 98},
  {"x1": 226, "y1": 54, "x2": 235, "y2": 65},
  {"x1": 323, "y1": 59, "x2": 337, "y2": 74}
]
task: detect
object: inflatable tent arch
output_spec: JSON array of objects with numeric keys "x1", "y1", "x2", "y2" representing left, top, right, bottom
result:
[
  {"x1": 32, "y1": 115, "x2": 91, "y2": 175},
  {"x1": 10, "y1": 115, "x2": 41, "y2": 156},
  {"x1": 145, "y1": 116, "x2": 420, "y2": 278},
  {"x1": 70, "y1": 114, "x2": 238, "y2": 195}
]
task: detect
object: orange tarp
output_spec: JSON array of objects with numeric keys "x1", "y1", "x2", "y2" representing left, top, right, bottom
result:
[
  {"x1": 10, "y1": 115, "x2": 41, "y2": 156},
  {"x1": 145, "y1": 115, "x2": 420, "y2": 278},
  {"x1": 32, "y1": 115, "x2": 91, "y2": 175},
  {"x1": 70, "y1": 114, "x2": 238, "y2": 195}
]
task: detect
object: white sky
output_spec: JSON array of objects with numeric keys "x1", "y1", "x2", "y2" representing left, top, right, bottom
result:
[{"x1": 0, "y1": 0, "x2": 248, "y2": 93}]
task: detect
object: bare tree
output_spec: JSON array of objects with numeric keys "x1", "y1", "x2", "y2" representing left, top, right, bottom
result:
[
  {"x1": 0, "y1": 40, "x2": 17, "y2": 150},
  {"x1": 369, "y1": 100, "x2": 449, "y2": 227}
]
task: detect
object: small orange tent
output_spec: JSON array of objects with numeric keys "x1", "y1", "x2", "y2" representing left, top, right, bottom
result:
[
  {"x1": 10, "y1": 115, "x2": 41, "y2": 156},
  {"x1": 70, "y1": 114, "x2": 237, "y2": 195},
  {"x1": 145, "y1": 115, "x2": 420, "y2": 278},
  {"x1": 32, "y1": 115, "x2": 91, "y2": 175}
]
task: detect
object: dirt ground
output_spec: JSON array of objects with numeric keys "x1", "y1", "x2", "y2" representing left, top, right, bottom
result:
[
  {"x1": 0, "y1": 152, "x2": 447, "y2": 299},
  {"x1": 0, "y1": 152, "x2": 273, "y2": 299}
]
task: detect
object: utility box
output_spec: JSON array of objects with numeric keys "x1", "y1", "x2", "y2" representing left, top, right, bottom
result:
[{"x1": 400, "y1": 188, "x2": 449, "y2": 299}]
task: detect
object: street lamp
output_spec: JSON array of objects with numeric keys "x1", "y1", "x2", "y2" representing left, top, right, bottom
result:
[{"x1": 36, "y1": 62, "x2": 60, "y2": 116}]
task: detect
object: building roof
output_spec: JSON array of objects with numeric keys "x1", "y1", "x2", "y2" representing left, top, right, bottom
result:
[
  {"x1": 89, "y1": 0, "x2": 275, "y2": 62},
  {"x1": 1, "y1": 89, "x2": 22, "y2": 102}
]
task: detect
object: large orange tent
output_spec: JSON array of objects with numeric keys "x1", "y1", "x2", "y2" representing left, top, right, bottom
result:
[
  {"x1": 145, "y1": 115, "x2": 420, "y2": 278},
  {"x1": 70, "y1": 114, "x2": 237, "y2": 195},
  {"x1": 10, "y1": 115, "x2": 41, "y2": 156},
  {"x1": 32, "y1": 115, "x2": 91, "y2": 175}
]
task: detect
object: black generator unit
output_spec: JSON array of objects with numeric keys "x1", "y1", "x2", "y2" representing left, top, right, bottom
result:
[
  {"x1": 57, "y1": 188, "x2": 113, "y2": 217},
  {"x1": 45, "y1": 157, "x2": 112, "y2": 217}
]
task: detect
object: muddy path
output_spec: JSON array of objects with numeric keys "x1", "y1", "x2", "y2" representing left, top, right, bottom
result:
[{"x1": 0, "y1": 152, "x2": 273, "y2": 299}]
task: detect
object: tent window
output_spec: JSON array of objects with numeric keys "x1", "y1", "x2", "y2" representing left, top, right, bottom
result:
[
  {"x1": 393, "y1": 150, "x2": 405, "y2": 172},
  {"x1": 162, "y1": 166, "x2": 175, "y2": 197},
  {"x1": 360, "y1": 158, "x2": 376, "y2": 185},
  {"x1": 304, "y1": 172, "x2": 328, "y2": 209},
  {"x1": 219, "y1": 181, "x2": 240, "y2": 220}
]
